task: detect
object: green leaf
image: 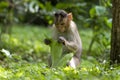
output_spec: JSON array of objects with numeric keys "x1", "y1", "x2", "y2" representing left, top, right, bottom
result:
[
  {"x1": 89, "y1": 7, "x2": 96, "y2": 18},
  {"x1": 38, "y1": 2, "x2": 45, "y2": 9},
  {"x1": 45, "y1": 2, "x2": 52, "y2": 11},
  {"x1": 48, "y1": 39, "x2": 73, "y2": 67},
  {"x1": 57, "y1": 53, "x2": 73, "y2": 67},
  {"x1": 0, "y1": 1, "x2": 9, "y2": 8},
  {"x1": 95, "y1": 6, "x2": 106, "y2": 16},
  {"x1": 104, "y1": 18, "x2": 112, "y2": 28},
  {"x1": 90, "y1": 6, "x2": 106, "y2": 18},
  {"x1": 50, "y1": 40, "x2": 63, "y2": 67}
]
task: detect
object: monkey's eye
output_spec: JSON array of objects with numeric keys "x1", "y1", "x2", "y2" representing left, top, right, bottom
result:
[{"x1": 60, "y1": 12, "x2": 67, "y2": 18}]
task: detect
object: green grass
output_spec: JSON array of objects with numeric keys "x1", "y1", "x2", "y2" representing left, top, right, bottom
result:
[
  {"x1": 0, "y1": 25, "x2": 51, "y2": 63},
  {"x1": 0, "y1": 61, "x2": 120, "y2": 80},
  {"x1": 0, "y1": 24, "x2": 119, "y2": 80}
]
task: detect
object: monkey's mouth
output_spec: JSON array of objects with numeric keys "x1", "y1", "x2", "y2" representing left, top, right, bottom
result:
[{"x1": 58, "y1": 28, "x2": 65, "y2": 32}]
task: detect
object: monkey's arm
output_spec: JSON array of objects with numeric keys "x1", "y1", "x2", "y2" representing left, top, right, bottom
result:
[
  {"x1": 65, "y1": 41, "x2": 78, "y2": 52},
  {"x1": 58, "y1": 37, "x2": 78, "y2": 52}
]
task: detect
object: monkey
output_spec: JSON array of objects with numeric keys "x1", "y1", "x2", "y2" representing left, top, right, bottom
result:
[{"x1": 45, "y1": 10, "x2": 82, "y2": 68}]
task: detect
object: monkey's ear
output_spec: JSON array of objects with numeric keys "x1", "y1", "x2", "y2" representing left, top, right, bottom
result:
[{"x1": 67, "y1": 13, "x2": 73, "y2": 21}]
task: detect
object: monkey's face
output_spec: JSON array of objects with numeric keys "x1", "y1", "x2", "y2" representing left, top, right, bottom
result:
[
  {"x1": 55, "y1": 17, "x2": 69, "y2": 32},
  {"x1": 54, "y1": 10, "x2": 69, "y2": 32}
]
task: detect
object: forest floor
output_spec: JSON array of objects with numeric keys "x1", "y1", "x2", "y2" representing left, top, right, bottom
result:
[{"x1": 0, "y1": 25, "x2": 119, "y2": 80}]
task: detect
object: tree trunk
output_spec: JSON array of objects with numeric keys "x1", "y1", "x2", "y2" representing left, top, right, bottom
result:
[{"x1": 110, "y1": 0, "x2": 120, "y2": 64}]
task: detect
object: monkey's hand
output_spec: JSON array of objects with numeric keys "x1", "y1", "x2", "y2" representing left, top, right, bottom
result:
[
  {"x1": 44, "y1": 38, "x2": 52, "y2": 45},
  {"x1": 58, "y1": 36, "x2": 66, "y2": 45}
]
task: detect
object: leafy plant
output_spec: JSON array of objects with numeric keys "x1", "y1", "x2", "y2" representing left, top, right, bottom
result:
[{"x1": 45, "y1": 37, "x2": 73, "y2": 67}]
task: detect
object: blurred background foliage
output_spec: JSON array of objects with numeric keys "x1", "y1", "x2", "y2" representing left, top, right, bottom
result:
[
  {"x1": 0, "y1": 0, "x2": 112, "y2": 26},
  {"x1": 0, "y1": 0, "x2": 112, "y2": 64}
]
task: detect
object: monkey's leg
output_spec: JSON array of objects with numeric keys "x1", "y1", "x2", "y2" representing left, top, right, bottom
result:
[{"x1": 69, "y1": 56, "x2": 80, "y2": 68}]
